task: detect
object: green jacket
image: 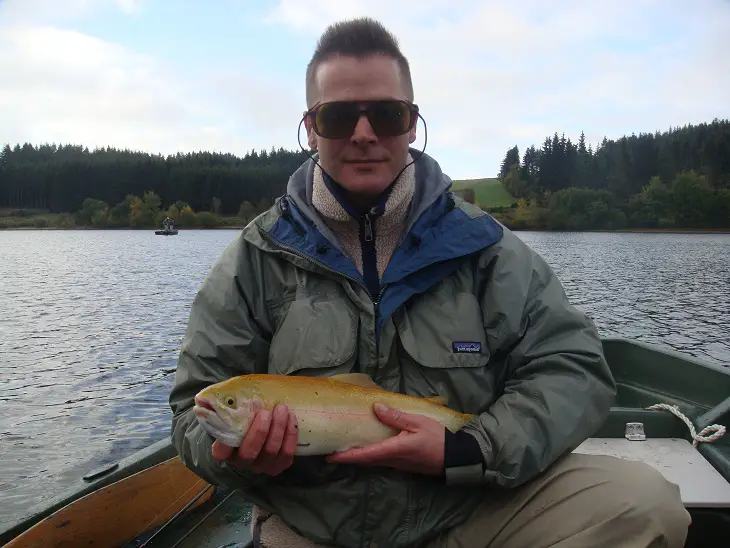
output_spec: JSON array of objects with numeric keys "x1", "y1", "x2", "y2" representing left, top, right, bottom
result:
[{"x1": 169, "y1": 151, "x2": 616, "y2": 548}]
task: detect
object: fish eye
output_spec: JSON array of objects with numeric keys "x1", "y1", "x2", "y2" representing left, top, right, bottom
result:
[{"x1": 225, "y1": 396, "x2": 236, "y2": 408}]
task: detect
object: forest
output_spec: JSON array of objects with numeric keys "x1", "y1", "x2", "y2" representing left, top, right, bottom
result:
[
  {"x1": 0, "y1": 118, "x2": 728, "y2": 230},
  {"x1": 494, "y1": 118, "x2": 730, "y2": 230},
  {"x1": 0, "y1": 145, "x2": 309, "y2": 228}
]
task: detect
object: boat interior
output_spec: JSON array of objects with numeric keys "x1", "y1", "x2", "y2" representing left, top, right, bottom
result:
[{"x1": 2, "y1": 339, "x2": 729, "y2": 548}]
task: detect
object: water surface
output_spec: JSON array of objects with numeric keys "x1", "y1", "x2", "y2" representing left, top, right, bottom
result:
[{"x1": 516, "y1": 231, "x2": 729, "y2": 364}]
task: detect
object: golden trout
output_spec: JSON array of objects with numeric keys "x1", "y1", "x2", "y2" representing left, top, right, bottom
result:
[{"x1": 193, "y1": 373, "x2": 473, "y2": 456}]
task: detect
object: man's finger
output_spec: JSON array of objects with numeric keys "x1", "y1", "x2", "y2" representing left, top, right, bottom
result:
[
  {"x1": 279, "y1": 410, "x2": 299, "y2": 457},
  {"x1": 373, "y1": 403, "x2": 421, "y2": 432},
  {"x1": 238, "y1": 409, "x2": 271, "y2": 462},
  {"x1": 251, "y1": 405, "x2": 289, "y2": 474},
  {"x1": 263, "y1": 404, "x2": 289, "y2": 455},
  {"x1": 268, "y1": 410, "x2": 299, "y2": 475}
]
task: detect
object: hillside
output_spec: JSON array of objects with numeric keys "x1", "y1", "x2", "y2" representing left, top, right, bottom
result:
[{"x1": 451, "y1": 178, "x2": 515, "y2": 209}]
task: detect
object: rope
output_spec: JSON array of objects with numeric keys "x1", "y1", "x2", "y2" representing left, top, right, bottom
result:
[{"x1": 646, "y1": 403, "x2": 726, "y2": 448}]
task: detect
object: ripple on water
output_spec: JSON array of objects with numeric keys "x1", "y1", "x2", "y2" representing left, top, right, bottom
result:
[
  {"x1": 515, "y1": 231, "x2": 730, "y2": 364},
  {"x1": 0, "y1": 229, "x2": 729, "y2": 528}
]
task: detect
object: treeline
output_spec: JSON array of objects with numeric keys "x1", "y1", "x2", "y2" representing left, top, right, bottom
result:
[
  {"x1": 71, "y1": 191, "x2": 269, "y2": 229},
  {"x1": 0, "y1": 143, "x2": 310, "y2": 215},
  {"x1": 2, "y1": 118, "x2": 729, "y2": 232},
  {"x1": 495, "y1": 119, "x2": 730, "y2": 230},
  {"x1": 1, "y1": 191, "x2": 271, "y2": 229}
]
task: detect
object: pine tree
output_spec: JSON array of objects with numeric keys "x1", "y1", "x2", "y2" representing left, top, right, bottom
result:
[{"x1": 499, "y1": 146, "x2": 520, "y2": 180}]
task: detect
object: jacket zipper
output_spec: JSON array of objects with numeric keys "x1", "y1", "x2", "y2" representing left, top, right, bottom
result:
[
  {"x1": 372, "y1": 284, "x2": 388, "y2": 372},
  {"x1": 363, "y1": 213, "x2": 373, "y2": 242},
  {"x1": 359, "y1": 213, "x2": 380, "y2": 298}
]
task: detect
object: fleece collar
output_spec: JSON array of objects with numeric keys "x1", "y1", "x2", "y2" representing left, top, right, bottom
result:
[{"x1": 312, "y1": 156, "x2": 415, "y2": 222}]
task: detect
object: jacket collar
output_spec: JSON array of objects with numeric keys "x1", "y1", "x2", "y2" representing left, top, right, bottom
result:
[
  {"x1": 285, "y1": 150, "x2": 451, "y2": 254},
  {"x1": 312, "y1": 156, "x2": 415, "y2": 223}
]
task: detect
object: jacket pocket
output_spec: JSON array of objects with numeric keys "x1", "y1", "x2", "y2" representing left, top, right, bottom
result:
[
  {"x1": 268, "y1": 296, "x2": 358, "y2": 376},
  {"x1": 396, "y1": 291, "x2": 490, "y2": 368},
  {"x1": 394, "y1": 291, "x2": 496, "y2": 414}
]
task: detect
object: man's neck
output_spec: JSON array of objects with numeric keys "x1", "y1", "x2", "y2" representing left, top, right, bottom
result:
[{"x1": 340, "y1": 189, "x2": 378, "y2": 215}]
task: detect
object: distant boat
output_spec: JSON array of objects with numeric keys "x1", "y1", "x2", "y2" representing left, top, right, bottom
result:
[{"x1": 157, "y1": 217, "x2": 178, "y2": 235}]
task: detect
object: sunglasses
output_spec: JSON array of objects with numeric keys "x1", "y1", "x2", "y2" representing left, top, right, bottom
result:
[{"x1": 306, "y1": 100, "x2": 419, "y2": 139}]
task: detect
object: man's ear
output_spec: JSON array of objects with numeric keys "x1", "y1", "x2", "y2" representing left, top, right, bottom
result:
[
  {"x1": 304, "y1": 114, "x2": 318, "y2": 150},
  {"x1": 408, "y1": 123, "x2": 417, "y2": 144}
]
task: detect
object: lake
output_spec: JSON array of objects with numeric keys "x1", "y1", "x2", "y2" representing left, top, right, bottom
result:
[{"x1": 0, "y1": 229, "x2": 728, "y2": 528}]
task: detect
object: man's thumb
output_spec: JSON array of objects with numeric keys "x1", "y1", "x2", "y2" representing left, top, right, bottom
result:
[{"x1": 373, "y1": 403, "x2": 419, "y2": 432}]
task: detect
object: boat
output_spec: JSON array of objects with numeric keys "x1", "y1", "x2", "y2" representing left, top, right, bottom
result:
[
  {"x1": 156, "y1": 218, "x2": 178, "y2": 235},
  {"x1": 1, "y1": 338, "x2": 728, "y2": 548}
]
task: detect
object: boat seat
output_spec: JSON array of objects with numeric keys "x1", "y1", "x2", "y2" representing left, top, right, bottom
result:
[{"x1": 574, "y1": 438, "x2": 730, "y2": 508}]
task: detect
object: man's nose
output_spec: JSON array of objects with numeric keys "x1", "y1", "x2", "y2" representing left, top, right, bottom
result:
[{"x1": 350, "y1": 113, "x2": 377, "y2": 144}]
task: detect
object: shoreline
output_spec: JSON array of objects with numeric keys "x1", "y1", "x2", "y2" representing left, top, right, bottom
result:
[
  {"x1": 2, "y1": 226, "x2": 729, "y2": 234},
  {"x1": 0, "y1": 225, "x2": 247, "y2": 231},
  {"x1": 505, "y1": 227, "x2": 730, "y2": 234}
]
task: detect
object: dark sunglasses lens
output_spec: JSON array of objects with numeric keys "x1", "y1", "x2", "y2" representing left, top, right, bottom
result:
[
  {"x1": 313, "y1": 101, "x2": 414, "y2": 138},
  {"x1": 368, "y1": 102, "x2": 413, "y2": 136},
  {"x1": 315, "y1": 103, "x2": 359, "y2": 139}
]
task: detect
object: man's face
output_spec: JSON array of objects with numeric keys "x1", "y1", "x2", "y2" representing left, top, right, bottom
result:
[{"x1": 305, "y1": 55, "x2": 417, "y2": 200}]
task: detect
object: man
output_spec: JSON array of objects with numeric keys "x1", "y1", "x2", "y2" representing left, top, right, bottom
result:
[{"x1": 170, "y1": 17, "x2": 690, "y2": 548}]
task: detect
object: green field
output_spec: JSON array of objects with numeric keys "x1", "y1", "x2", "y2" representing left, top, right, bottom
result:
[{"x1": 451, "y1": 178, "x2": 515, "y2": 209}]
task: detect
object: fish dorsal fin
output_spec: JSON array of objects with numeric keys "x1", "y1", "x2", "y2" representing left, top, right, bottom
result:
[
  {"x1": 329, "y1": 373, "x2": 382, "y2": 390},
  {"x1": 425, "y1": 395, "x2": 448, "y2": 406}
]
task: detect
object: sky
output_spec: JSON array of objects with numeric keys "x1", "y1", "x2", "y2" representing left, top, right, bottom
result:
[{"x1": 1, "y1": 0, "x2": 729, "y2": 179}]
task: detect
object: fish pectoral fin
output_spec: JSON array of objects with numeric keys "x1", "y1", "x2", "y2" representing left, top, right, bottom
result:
[
  {"x1": 329, "y1": 373, "x2": 382, "y2": 390},
  {"x1": 425, "y1": 395, "x2": 448, "y2": 406}
]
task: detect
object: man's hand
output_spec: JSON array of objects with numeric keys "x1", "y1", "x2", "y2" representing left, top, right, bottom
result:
[
  {"x1": 212, "y1": 403, "x2": 298, "y2": 476},
  {"x1": 325, "y1": 403, "x2": 445, "y2": 476}
]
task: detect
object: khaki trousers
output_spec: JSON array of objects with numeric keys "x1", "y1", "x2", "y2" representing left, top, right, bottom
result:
[{"x1": 251, "y1": 453, "x2": 691, "y2": 548}]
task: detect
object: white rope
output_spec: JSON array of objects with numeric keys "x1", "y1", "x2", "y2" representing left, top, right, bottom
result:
[{"x1": 647, "y1": 403, "x2": 727, "y2": 448}]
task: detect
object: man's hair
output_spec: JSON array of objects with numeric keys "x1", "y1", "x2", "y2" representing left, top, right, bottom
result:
[{"x1": 305, "y1": 18, "x2": 414, "y2": 108}]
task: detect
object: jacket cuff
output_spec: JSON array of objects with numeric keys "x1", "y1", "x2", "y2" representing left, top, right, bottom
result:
[{"x1": 444, "y1": 429, "x2": 485, "y2": 476}]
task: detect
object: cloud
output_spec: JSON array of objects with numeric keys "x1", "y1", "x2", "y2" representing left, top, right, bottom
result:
[
  {"x1": 0, "y1": 0, "x2": 88, "y2": 23},
  {"x1": 202, "y1": 70, "x2": 308, "y2": 152},
  {"x1": 264, "y1": 0, "x2": 730, "y2": 177},
  {"x1": 0, "y1": 2, "x2": 292, "y2": 157},
  {"x1": 0, "y1": 0, "x2": 133, "y2": 22},
  {"x1": 0, "y1": 24, "x2": 225, "y2": 154},
  {"x1": 113, "y1": 0, "x2": 140, "y2": 14}
]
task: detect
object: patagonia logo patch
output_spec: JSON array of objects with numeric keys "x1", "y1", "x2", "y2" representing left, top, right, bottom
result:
[{"x1": 452, "y1": 341, "x2": 482, "y2": 354}]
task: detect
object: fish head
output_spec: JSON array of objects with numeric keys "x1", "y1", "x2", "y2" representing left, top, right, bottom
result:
[{"x1": 193, "y1": 379, "x2": 265, "y2": 448}]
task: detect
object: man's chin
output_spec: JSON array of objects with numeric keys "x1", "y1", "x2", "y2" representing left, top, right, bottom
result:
[{"x1": 337, "y1": 167, "x2": 393, "y2": 196}]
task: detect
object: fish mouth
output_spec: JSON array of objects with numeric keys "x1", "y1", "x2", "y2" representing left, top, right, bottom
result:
[
  {"x1": 194, "y1": 395, "x2": 214, "y2": 411},
  {"x1": 193, "y1": 396, "x2": 217, "y2": 423},
  {"x1": 193, "y1": 399, "x2": 244, "y2": 447}
]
